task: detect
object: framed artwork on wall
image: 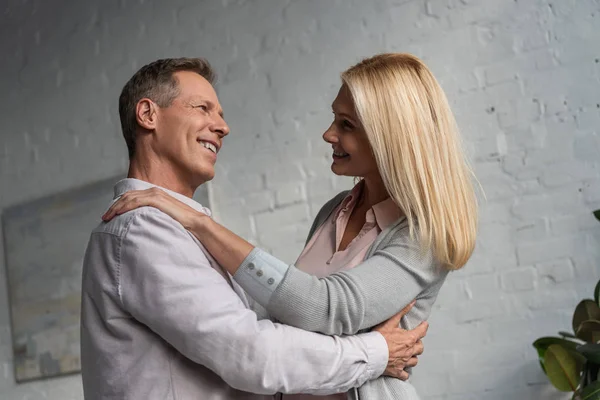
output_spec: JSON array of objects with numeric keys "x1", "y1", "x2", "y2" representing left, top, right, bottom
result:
[{"x1": 1, "y1": 175, "x2": 210, "y2": 382}]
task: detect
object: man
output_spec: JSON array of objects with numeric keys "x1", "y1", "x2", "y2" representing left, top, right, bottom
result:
[{"x1": 80, "y1": 57, "x2": 426, "y2": 399}]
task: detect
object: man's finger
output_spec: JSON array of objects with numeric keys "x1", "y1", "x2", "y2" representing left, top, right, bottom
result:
[
  {"x1": 406, "y1": 356, "x2": 418, "y2": 368},
  {"x1": 379, "y1": 300, "x2": 416, "y2": 329},
  {"x1": 412, "y1": 340, "x2": 424, "y2": 356},
  {"x1": 399, "y1": 370, "x2": 410, "y2": 381},
  {"x1": 398, "y1": 299, "x2": 416, "y2": 318},
  {"x1": 411, "y1": 321, "x2": 429, "y2": 340}
]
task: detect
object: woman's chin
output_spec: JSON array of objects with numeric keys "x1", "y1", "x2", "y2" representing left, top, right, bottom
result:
[{"x1": 330, "y1": 164, "x2": 350, "y2": 177}]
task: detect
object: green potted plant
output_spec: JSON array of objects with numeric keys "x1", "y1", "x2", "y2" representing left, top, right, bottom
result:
[{"x1": 532, "y1": 211, "x2": 600, "y2": 399}]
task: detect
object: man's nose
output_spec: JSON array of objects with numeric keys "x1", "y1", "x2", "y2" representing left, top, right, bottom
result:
[{"x1": 212, "y1": 115, "x2": 229, "y2": 138}]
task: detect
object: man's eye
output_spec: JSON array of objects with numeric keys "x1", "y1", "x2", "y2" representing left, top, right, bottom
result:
[{"x1": 195, "y1": 105, "x2": 208, "y2": 112}]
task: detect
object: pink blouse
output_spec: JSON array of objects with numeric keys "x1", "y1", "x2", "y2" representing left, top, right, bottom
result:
[{"x1": 284, "y1": 182, "x2": 402, "y2": 400}]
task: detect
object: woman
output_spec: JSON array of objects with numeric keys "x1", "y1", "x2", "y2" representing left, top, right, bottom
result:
[{"x1": 103, "y1": 53, "x2": 478, "y2": 399}]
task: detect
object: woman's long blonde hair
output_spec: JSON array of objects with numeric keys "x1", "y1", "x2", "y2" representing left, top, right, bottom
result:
[{"x1": 342, "y1": 53, "x2": 478, "y2": 270}]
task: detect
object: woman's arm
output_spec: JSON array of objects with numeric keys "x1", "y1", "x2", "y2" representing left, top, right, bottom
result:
[
  {"x1": 102, "y1": 188, "x2": 437, "y2": 335},
  {"x1": 234, "y1": 223, "x2": 442, "y2": 335}
]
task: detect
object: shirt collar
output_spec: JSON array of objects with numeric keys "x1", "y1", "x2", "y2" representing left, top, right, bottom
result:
[
  {"x1": 334, "y1": 181, "x2": 364, "y2": 221},
  {"x1": 113, "y1": 178, "x2": 212, "y2": 216},
  {"x1": 371, "y1": 197, "x2": 403, "y2": 230}
]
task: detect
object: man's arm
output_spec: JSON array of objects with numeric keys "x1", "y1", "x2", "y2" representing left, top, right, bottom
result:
[{"x1": 118, "y1": 208, "x2": 388, "y2": 395}]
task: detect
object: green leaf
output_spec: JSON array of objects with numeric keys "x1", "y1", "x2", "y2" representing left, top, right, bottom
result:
[
  {"x1": 595, "y1": 280, "x2": 600, "y2": 307},
  {"x1": 593, "y1": 209, "x2": 600, "y2": 222},
  {"x1": 580, "y1": 380, "x2": 600, "y2": 400},
  {"x1": 578, "y1": 344, "x2": 600, "y2": 363},
  {"x1": 545, "y1": 344, "x2": 584, "y2": 392},
  {"x1": 577, "y1": 320, "x2": 600, "y2": 343},
  {"x1": 534, "y1": 337, "x2": 580, "y2": 374},
  {"x1": 573, "y1": 300, "x2": 600, "y2": 333},
  {"x1": 535, "y1": 337, "x2": 580, "y2": 353}
]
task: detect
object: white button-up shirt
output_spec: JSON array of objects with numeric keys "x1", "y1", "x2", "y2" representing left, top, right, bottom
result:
[{"x1": 80, "y1": 178, "x2": 388, "y2": 400}]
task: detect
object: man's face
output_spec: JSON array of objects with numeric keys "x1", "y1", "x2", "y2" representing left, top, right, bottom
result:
[{"x1": 153, "y1": 71, "x2": 229, "y2": 185}]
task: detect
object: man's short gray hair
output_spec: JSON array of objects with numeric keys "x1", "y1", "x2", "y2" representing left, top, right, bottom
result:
[{"x1": 118, "y1": 57, "x2": 215, "y2": 159}]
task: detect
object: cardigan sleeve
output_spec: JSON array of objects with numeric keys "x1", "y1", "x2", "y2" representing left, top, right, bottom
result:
[{"x1": 234, "y1": 219, "x2": 443, "y2": 336}]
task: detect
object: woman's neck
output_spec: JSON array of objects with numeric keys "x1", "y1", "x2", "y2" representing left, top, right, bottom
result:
[{"x1": 359, "y1": 174, "x2": 389, "y2": 209}]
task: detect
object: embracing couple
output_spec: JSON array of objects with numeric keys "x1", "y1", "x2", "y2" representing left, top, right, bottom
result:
[{"x1": 80, "y1": 54, "x2": 478, "y2": 400}]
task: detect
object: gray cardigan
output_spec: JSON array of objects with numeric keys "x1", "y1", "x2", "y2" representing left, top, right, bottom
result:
[{"x1": 235, "y1": 191, "x2": 449, "y2": 400}]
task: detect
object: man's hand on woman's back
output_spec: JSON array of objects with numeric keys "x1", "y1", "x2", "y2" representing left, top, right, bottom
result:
[{"x1": 373, "y1": 301, "x2": 427, "y2": 381}]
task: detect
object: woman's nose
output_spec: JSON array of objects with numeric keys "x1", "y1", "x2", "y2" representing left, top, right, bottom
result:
[{"x1": 323, "y1": 127, "x2": 338, "y2": 144}]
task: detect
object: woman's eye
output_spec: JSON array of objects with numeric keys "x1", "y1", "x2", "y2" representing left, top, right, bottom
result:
[{"x1": 342, "y1": 120, "x2": 354, "y2": 130}]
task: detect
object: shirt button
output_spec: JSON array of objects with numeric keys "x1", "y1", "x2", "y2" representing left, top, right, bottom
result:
[
  {"x1": 257, "y1": 270, "x2": 263, "y2": 277},
  {"x1": 267, "y1": 278, "x2": 274, "y2": 285},
  {"x1": 248, "y1": 263, "x2": 255, "y2": 270}
]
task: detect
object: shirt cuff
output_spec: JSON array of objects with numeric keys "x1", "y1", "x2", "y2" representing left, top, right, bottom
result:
[
  {"x1": 233, "y1": 248, "x2": 289, "y2": 307},
  {"x1": 358, "y1": 331, "x2": 388, "y2": 380}
]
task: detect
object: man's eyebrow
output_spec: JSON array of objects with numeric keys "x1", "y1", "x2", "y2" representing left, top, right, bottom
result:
[{"x1": 194, "y1": 97, "x2": 224, "y2": 118}]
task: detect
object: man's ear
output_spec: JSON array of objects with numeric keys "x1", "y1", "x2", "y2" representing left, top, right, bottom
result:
[{"x1": 136, "y1": 98, "x2": 158, "y2": 130}]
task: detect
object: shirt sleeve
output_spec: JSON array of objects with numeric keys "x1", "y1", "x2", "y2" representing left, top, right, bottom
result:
[
  {"x1": 234, "y1": 225, "x2": 440, "y2": 336},
  {"x1": 118, "y1": 208, "x2": 388, "y2": 395}
]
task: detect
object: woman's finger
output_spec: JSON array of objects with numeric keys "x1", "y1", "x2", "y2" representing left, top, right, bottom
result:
[
  {"x1": 102, "y1": 201, "x2": 122, "y2": 220},
  {"x1": 103, "y1": 193, "x2": 143, "y2": 220},
  {"x1": 102, "y1": 188, "x2": 196, "y2": 225},
  {"x1": 116, "y1": 194, "x2": 152, "y2": 215}
]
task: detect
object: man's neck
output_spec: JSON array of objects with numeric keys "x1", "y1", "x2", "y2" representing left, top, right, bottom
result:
[{"x1": 127, "y1": 157, "x2": 196, "y2": 198}]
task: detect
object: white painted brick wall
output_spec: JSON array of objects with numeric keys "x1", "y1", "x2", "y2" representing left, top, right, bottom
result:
[{"x1": 1, "y1": 0, "x2": 599, "y2": 399}]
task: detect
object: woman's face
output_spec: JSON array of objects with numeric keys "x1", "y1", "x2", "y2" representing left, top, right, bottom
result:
[{"x1": 323, "y1": 84, "x2": 379, "y2": 179}]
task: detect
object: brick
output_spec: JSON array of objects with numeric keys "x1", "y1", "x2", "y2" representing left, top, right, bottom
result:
[
  {"x1": 573, "y1": 131, "x2": 600, "y2": 163},
  {"x1": 583, "y1": 179, "x2": 600, "y2": 205},
  {"x1": 539, "y1": 161, "x2": 597, "y2": 187},
  {"x1": 535, "y1": 258, "x2": 575, "y2": 285},
  {"x1": 511, "y1": 191, "x2": 580, "y2": 219},
  {"x1": 496, "y1": 98, "x2": 542, "y2": 130},
  {"x1": 550, "y1": 212, "x2": 600, "y2": 234},
  {"x1": 500, "y1": 267, "x2": 537, "y2": 292},
  {"x1": 243, "y1": 190, "x2": 274, "y2": 214},
  {"x1": 275, "y1": 182, "x2": 306, "y2": 207},
  {"x1": 514, "y1": 218, "x2": 549, "y2": 242},
  {"x1": 516, "y1": 236, "x2": 577, "y2": 265},
  {"x1": 576, "y1": 109, "x2": 600, "y2": 131},
  {"x1": 305, "y1": 177, "x2": 335, "y2": 199},
  {"x1": 254, "y1": 203, "x2": 310, "y2": 233},
  {"x1": 483, "y1": 63, "x2": 518, "y2": 86},
  {"x1": 265, "y1": 164, "x2": 305, "y2": 187},
  {"x1": 520, "y1": 288, "x2": 580, "y2": 313},
  {"x1": 455, "y1": 298, "x2": 507, "y2": 324},
  {"x1": 464, "y1": 273, "x2": 499, "y2": 300},
  {"x1": 436, "y1": 276, "x2": 470, "y2": 303}
]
